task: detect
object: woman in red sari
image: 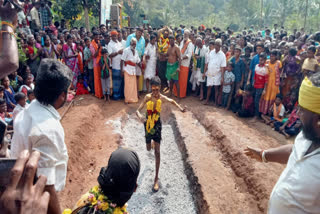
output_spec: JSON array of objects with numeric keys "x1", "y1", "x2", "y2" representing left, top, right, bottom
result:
[{"x1": 63, "y1": 35, "x2": 80, "y2": 89}]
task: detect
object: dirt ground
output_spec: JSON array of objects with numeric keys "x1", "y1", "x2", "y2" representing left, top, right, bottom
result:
[{"x1": 58, "y1": 94, "x2": 293, "y2": 213}]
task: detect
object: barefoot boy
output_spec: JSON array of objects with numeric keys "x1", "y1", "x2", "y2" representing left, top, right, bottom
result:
[{"x1": 136, "y1": 76, "x2": 185, "y2": 192}]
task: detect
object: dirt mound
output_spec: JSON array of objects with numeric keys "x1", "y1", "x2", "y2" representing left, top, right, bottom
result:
[
  {"x1": 190, "y1": 108, "x2": 285, "y2": 212},
  {"x1": 58, "y1": 95, "x2": 123, "y2": 209},
  {"x1": 59, "y1": 95, "x2": 289, "y2": 213}
]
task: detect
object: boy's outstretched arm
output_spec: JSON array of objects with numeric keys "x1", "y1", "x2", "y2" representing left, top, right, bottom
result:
[
  {"x1": 161, "y1": 94, "x2": 185, "y2": 112},
  {"x1": 136, "y1": 94, "x2": 150, "y2": 121}
]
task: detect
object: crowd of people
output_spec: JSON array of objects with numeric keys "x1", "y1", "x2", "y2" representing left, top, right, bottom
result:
[
  {"x1": 8, "y1": 0, "x2": 320, "y2": 140},
  {"x1": 1, "y1": 0, "x2": 320, "y2": 213}
]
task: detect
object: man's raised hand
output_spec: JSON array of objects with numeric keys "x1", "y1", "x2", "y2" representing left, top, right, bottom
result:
[{"x1": 244, "y1": 146, "x2": 262, "y2": 162}]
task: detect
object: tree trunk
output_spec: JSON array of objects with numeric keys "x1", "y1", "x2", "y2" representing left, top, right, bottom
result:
[
  {"x1": 84, "y1": 6, "x2": 90, "y2": 31},
  {"x1": 280, "y1": 0, "x2": 287, "y2": 27},
  {"x1": 304, "y1": 0, "x2": 308, "y2": 30},
  {"x1": 260, "y1": 0, "x2": 263, "y2": 27}
]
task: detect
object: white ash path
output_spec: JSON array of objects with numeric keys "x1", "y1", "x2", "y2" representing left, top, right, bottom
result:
[{"x1": 106, "y1": 116, "x2": 197, "y2": 214}]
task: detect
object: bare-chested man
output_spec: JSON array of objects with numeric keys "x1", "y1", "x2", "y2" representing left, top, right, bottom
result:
[
  {"x1": 158, "y1": 26, "x2": 171, "y2": 90},
  {"x1": 136, "y1": 76, "x2": 185, "y2": 192},
  {"x1": 165, "y1": 35, "x2": 181, "y2": 97}
]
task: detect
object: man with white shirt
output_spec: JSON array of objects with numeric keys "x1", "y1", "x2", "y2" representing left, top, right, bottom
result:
[
  {"x1": 194, "y1": 38, "x2": 208, "y2": 101},
  {"x1": 30, "y1": 2, "x2": 41, "y2": 31},
  {"x1": 108, "y1": 30, "x2": 123, "y2": 100},
  {"x1": 121, "y1": 38, "x2": 141, "y2": 104},
  {"x1": 143, "y1": 34, "x2": 157, "y2": 93},
  {"x1": 11, "y1": 59, "x2": 72, "y2": 214},
  {"x1": 245, "y1": 72, "x2": 320, "y2": 214},
  {"x1": 176, "y1": 29, "x2": 193, "y2": 98},
  {"x1": 204, "y1": 39, "x2": 226, "y2": 105}
]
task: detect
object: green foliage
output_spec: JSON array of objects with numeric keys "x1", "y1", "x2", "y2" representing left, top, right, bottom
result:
[
  {"x1": 72, "y1": 12, "x2": 99, "y2": 29},
  {"x1": 52, "y1": 0, "x2": 320, "y2": 32},
  {"x1": 52, "y1": 0, "x2": 99, "y2": 27}
]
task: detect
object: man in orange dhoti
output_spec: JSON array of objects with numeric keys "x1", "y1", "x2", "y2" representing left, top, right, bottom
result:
[
  {"x1": 174, "y1": 30, "x2": 193, "y2": 98},
  {"x1": 90, "y1": 31, "x2": 103, "y2": 98}
]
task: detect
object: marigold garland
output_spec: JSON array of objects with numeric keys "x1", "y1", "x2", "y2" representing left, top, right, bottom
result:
[
  {"x1": 158, "y1": 34, "x2": 169, "y2": 54},
  {"x1": 62, "y1": 185, "x2": 128, "y2": 214},
  {"x1": 146, "y1": 99, "x2": 162, "y2": 134}
]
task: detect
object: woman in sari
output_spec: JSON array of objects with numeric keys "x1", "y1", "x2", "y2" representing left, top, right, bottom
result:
[
  {"x1": 90, "y1": 31, "x2": 103, "y2": 98},
  {"x1": 43, "y1": 35, "x2": 57, "y2": 59},
  {"x1": 281, "y1": 48, "x2": 300, "y2": 97},
  {"x1": 26, "y1": 35, "x2": 41, "y2": 77},
  {"x1": 63, "y1": 34, "x2": 80, "y2": 89},
  {"x1": 259, "y1": 50, "x2": 282, "y2": 115}
]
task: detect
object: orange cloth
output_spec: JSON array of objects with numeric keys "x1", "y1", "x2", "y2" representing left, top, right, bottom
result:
[
  {"x1": 91, "y1": 40, "x2": 103, "y2": 98},
  {"x1": 259, "y1": 60, "x2": 282, "y2": 114},
  {"x1": 77, "y1": 53, "x2": 84, "y2": 73},
  {"x1": 273, "y1": 103, "x2": 283, "y2": 122},
  {"x1": 181, "y1": 40, "x2": 191, "y2": 54},
  {"x1": 124, "y1": 72, "x2": 138, "y2": 103},
  {"x1": 93, "y1": 65, "x2": 103, "y2": 98},
  {"x1": 297, "y1": 49, "x2": 305, "y2": 56},
  {"x1": 173, "y1": 65, "x2": 189, "y2": 98}
]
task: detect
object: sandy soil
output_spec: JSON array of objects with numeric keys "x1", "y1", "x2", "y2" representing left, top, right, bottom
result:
[{"x1": 58, "y1": 94, "x2": 293, "y2": 213}]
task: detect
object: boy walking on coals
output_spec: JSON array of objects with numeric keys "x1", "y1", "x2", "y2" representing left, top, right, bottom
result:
[{"x1": 136, "y1": 76, "x2": 185, "y2": 192}]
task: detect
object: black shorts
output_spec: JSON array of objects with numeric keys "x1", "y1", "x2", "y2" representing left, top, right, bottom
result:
[{"x1": 144, "y1": 119, "x2": 162, "y2": 144}]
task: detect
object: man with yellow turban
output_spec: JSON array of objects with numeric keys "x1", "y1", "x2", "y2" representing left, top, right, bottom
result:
[{"x1": 244, "y1": 72, "x2": 320, "y2": 213}]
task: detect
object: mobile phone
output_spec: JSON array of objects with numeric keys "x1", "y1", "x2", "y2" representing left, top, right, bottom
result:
[
  {"x1": 0, "y1": 158, "x2": 16, "y2": 193},
  {"x1": 0, "y1": 158, "x2": 38, "y2": 194}
]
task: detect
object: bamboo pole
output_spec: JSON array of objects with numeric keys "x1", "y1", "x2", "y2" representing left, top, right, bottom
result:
[{"x1": 61, "y1": 100, "x2": 74, "y2": 120}]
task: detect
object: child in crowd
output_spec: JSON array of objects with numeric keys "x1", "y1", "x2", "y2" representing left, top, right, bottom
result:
[
  {"x1": 20, "y1": 65, "x2": 34, "y2": 82},
  {"x1": 0, "y1": 98, "x2": 12, "y2": 124},
  {"x1": 261, "y1": 94, "x2": 286, "y2": 127},
  {"x1": 274, "y1": 105, "x2": 301, "y2": 138},
  {"x1": 235, "y1": 85, "x2": 255, "y2": 118},
  {"x1": 100, "y1": 47, "x2": 113, "y2": 102},
  {"x1": 283, "y1": 90, "x2": 298, "y2": 114},
  {"x1": 230, "y1": 46, "x2": 245, "y2": 93},
  {"x1": 84, "y1": 37, "x2": 94, "y2": 95},
  {"x1": 252, "y1": 53, "x2": 268, "y2": 120},
  {"x1": 43, "y1": 35, "x2": 56, "y2": 59},
  {"x1": 9, "y1": 71, "x2": 23, "y2": 92},
  {"x1": 2, "y1": 76, "x2": 16, "y2": 112},
  {"x1": 222, "y1": 62, "x2": 235, "y2": 109},
  {"x1": 302, "y1": 45, "x2": 319, "y2": 77},
  {"x1": 19, "y1": 74, "x2": 35, "y2": 96},
  {"x1": 12, "y1": 92, "x2": 28, "y2": 121},
  {"x1": 0, "y1": 86, "x2": 4, "y2": 99},
  {"x1": 27, "y1": 89, "x2": 35, "y2": 104},
  {"x1": 76, "y1": 75, "x2": 90, "y2": 95},
  {"x1": 241, "y1": 46, "x2": 252, "y2": 89}
]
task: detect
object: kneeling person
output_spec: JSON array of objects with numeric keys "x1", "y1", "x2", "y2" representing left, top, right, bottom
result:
[{"x1": 136, "y1": 76, "x2": 185, "y2": 192}]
